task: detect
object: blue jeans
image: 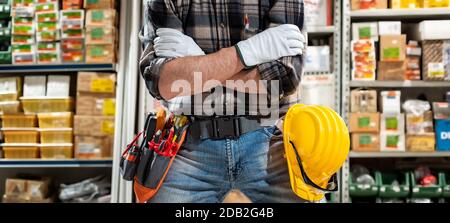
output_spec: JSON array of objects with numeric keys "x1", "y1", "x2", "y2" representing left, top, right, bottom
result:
[{"x1": 149, "y1": 126, "x2": 307, "y2": 203}]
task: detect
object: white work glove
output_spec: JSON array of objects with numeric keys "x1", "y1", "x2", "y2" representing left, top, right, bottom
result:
[
  {"x1": 235, "y1": 24, "x2": 306, "y2": 67},
  {"x1": 153, "y1": 28, "x2": 205, "y2": 58}
]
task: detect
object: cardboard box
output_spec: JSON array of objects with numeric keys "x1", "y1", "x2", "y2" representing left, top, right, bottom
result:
[
  {"x1": 352, "y1": 133, "x2": 380, "y2": 152},
  {"x1": 436, "y1": 119, "x2": 450, "y2": 151},
  {"x1": 406, "y1": 134, "x2": 435, "y2": 152},
  {"x1": 76, "y1": 92, "x2": 116, "y2": 116},
  {"x1": 380, "y1": 113, "x2": 405, "y2": 133},
  {"x1": 380, "y1": 35, "x2": 406, "y2": 61},
  {"x1": 406, "y1": 111, "x2": 434, "y2": 134},
  {"x1": 61, "y1": 28, "x2": 85, "y2": 38},
  {"x1": 5, "y1": 178, "x2": 26, "y2": 197},
  {"x1": 86, "y1": 26, "x2": 115, "y2": 45},
  {"x1": 422, "y1": 40, "x2": 450, "y2": 81},
  {"x1": 304, "y1": 46, "x2": 330, "y2": 73},
  {"x1": 83, "y1": 0, "x2": 115, "y2": 9},
  {"x1": 352, "y1": 22, "x2": 378, "y2": 41},
  {"x1": 86, "y1": 44, "x2": 115, "y2": 64},
  {"x1": 46, "y1": 75, "x2": 71, "y2": 97},
  {"x1": 423, "y1": 0, "x2": 450, "y2": 7},
  {"x1": 305, "y1": 0, "x2": 331, "y2": 27},
  {"x1": 5, "y1": 177, "x2": 50, "y2": 200},
  {"x1": 62, "y1": 50, "x2": 85, "y2": 63},
  {"x1": 85, "y1": 9, "x2": 116, "y2": 27},
  {"x1": 74, "y1": 115, "x2": 115, "y2": 136},
  {"x1": 351, "y1": 0, "x2": 387, "y2": 10},
  {"x1": 351, "y1": 89, "x2": 377, "y2": 113},
  {"x1": 63, "y1": 0, "x2": 83, "y2": 9},
  {"x1": 377, "y1": 61, "x2": 406, "y2": 80},
  {"x1": 410, "y1": 20, "x2": 450, "y2": 41},
  {"x1": 2, "y1": 194, "x2": 53, "y2": 203},
  {"x1": 405, "y1": 41, "x2": 422, "y2": 80},
  {"x1": 23, "y1": 76, "x2": 46, "y2": 97},
  {"x1": 381, "y1": 91, "x2": 401, "y2": 114},
  {"x1": 76, "y1": 72, "x2": 116, "y2": 94},
  {"x1": 433, "y1": 102, "x2": 450, "y2": 120},
  {"x1": 380, "y1": 131, "x2": 405, "y2": 152},
  {"x1": 74, "y1": 135, "x2": 113, "y2": 158},
  {"x1": 349, "y1": 112, "x2": 380, "y2": 133},
  {"x1": 378, "y1": 21, "x2": 401, "y2": 35}
]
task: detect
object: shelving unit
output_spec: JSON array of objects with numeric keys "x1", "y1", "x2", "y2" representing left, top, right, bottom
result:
[
  {"x1": 341, "y1": 2, "x2": 450, "y2": 203},
  {"x1": 0, "y1": 1, "x2": 137, "y2": 203}
]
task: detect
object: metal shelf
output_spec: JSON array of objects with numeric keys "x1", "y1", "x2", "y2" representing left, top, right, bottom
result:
[
  {"x1": 349, "y1": 151, "x2": 450, "y2": 158},
  {"x1": 350, "y1": 80, "x2": 450, "y2": 88},
  {"x1": 0, "y1": 159, "x2": 113, "y2": 168},
  {"x1": 0, "y1": 64, "x2": 117, "y2": 73},
  {"x1": 350, "y1": 8, "x2": 450, "y2": 20},
  {"x1": 308, "y1": 26, "x2": 335, "y2": 34}
]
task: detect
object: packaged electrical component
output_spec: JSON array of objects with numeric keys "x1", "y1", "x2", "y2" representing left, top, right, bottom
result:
[
  {"x1": 36, "y1": 30, "x2": 60, "y2": 42},
  {"x1": 351, "y1": 89, "x2": 377, "y2": 113},
  {"x1": 381, "y1": 91, "x2": 401, "y2": 114},
  {"x1": 37, "y1": 41, "x2": 59, "y2": 52},
  {"x1": 36, "y1": 11, "x2": 59, "y2": 23},
  {"x1": 86, "y1": 9, "x2": 116, "y2": 27},
  {"x1": 61, "y1": 38, "x2": 84, "y2": 51},
  {"x1": 12, "y1": 52, "x2": 35, "y2": 64},
  {"x1": 380, "y1": 131, "x2": 405, "y2": 152},
  {"x1": 352, "y1": 22, "x2": 378, "y2": 41},
  {"x1": 62, "y1": 50, "x2": 84, "y2": 63},
  {"x1": 63, "y1": 0, "x2": 83, "y2": 9},
  {"x1": 86, "y1": 44, "x2": 115, "y2": 63},
  {"x1": 61, "y1": 28, "x2": 84, "y2": 38},
  {"x1": 12, "y1": 44, "x2": 33, "y2": 53},
  {"x1": 86, "y1": 26, "x2": 115, "y2": 45},
  {"x1": 83, "y1": 0, "x2": 115, "y2": 9},
  {"x1": 36, "y1": 21, "x2": 58, "y2": 32},
  {"x1": 351, "y1": 133, "x2": 380, "y2": 152},
  {"x1": 37, "y1": 51, "x2": 60, "y2": 64},
  {"x1": 35, "y1": 2, "x2": 58, "y2": 13},
  {"x1": 405, "y1": 41, "x2": 422, "y2": 80},
  {"x1": 349, "y1": 112, "x2": 380, "y2": 133},
  {"x1": 380, "y1": 35, "x2": 406, "y2": 62},
  {"x1": 12, "y1": 34, "x2": 34, "y2": 44}
]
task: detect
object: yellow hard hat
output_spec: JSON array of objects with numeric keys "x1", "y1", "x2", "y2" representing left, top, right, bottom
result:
[{"x1": 283, "y1": 104, "x2": 350, "y2": 202}]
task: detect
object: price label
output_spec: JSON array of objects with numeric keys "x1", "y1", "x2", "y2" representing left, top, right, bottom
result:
[
  {"x1": 102, "y1": 99, "x2": 116, "y2": 116},
  {"x1": 91, "y1": 78, "x2": 114, "y2": 93},
  {"x1": 101, "y1": 120, "x2": 115, "y2": 135}
]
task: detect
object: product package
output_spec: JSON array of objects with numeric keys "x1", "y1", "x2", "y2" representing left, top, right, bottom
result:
[
  {"x1": 76, "y1": 92, "x2": 116, "y2": 116},
  {"x1": 380, "y1": 131, "x2": 405, "y2": 152},
  {"x1": 85, "y1": 9, "x2": 116, "y2": 27},
  {"x1": 381, "y1": 91, "x2": 401, "y2": 114},
  {"x1": 74, "y1": 135, "x2": 113, "y2": 159},
  {"x1": 405, "y1": 41, "x2": 422, "y2": 80},
  {"x1": 74, "y1": 115, "x2": 115, "y2": 136},
  {"x1": 377, "y1": 61, "x2": 406, "y2": 80},
  {"x1": 380, "y1": 113, "x2": 405, "y2": 133},
  {"x1": 406, "y1": 133, "x2": 435, "y2": 152},
  {"x1": 379, "y1": 35, "x2": 406, "y2": 62},
  {"x1": 352, "y1": 22, "x2": 378, "y2": 41},
  {"x1": 352, "y1": 133, "x2": 380, "y2": 152},
  {"x1": 304, "y1": 46, "x2": 330, "y2": 73},
  {"x1": 349, "y1": 112, "x2": 380, "y2": 133},
  {"x1": 76, "y1": 72, "x2": 116, "y2": 93},
  {"x1": 378, "y1": 21, "x2": 401, "y2": 35},
  {"x1": 350, "y1": 89, "x2": 377, "y2": 112},
  {"x1": 85, "y1": 44, "x2": 115, "y2": 63},
  {"x1": 422, "y1": 40, "x2": 450, "y2": 81}
]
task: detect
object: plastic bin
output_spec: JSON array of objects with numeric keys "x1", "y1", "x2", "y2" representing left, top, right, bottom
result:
[
  {"x1": 442, "y1": 173, "x2": 450, "y2": 198},
  {"x1": 1, "y1": 114, "x2": 37, "y2": 127},
  {"x1": 39, "y1": 128, "x2": 73, "y2": 143},
  {"x1": 0, "y1": 101, "x2": 20, "y2": 114},
  {"x1": 20, "y1": 97, "x2": 74, "y2": 113},
  {"x1": 0, "y1": 45, "x2": 11, "y2": 64},
  {"x1": 0, "y1": 20, "x2": 11, "y2": 40},
  {"x1": 0, "y1": 0, "x2": 11, "y2": 19},
  {"x1": 2, "y1": 129, "x2": 39, "y2": 143},
  {"x1": 0, "y1": 92, "x2": 18, "y2": 101},
  {"x1": 349, "y1": 173, "x2": 379, "y2": 197},
  {"x1": 2, "y1": 145, "x2": 39, "y2": 159},
  {"x1": 376, "y1": 171, "x2": 410, "y2": 198},
  {"x1": 410, "y1": 172, "x2": 445, "y2": 198},
  {"x1": 40, "y1": 144, "x2": 73, "y2": 159},
  {"x1": 37, "y1": 112, "x2": 73, "y2": 128}
]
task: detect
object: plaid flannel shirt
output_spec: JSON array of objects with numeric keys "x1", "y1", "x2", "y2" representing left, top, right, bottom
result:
[{"x1": 139, "y1": 0, "x2": 305, "y2": 117}]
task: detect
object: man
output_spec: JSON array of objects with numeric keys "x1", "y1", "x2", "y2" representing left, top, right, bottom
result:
[{"x1": 139, "y1": 0, "x2": 307, "y2": 203}]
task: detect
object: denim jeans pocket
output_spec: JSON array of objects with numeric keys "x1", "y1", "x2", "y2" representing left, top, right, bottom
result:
[{"x1": 261, "y1": 126, "x2": 282, "y2": 138}]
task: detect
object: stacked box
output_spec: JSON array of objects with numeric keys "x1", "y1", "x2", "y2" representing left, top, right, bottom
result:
[
  {"x1": 349, "y1": 112, "x2": 380, "y2": 152},
  {"x1": 74, "y1": 72, "x2": 116, "y2": 159},
  {"x1": 11, "y1": 0, "x2": 35, "y2": 64},
  {"x1": 83, "y1": 0, "x2": 114, "y2": 9},
  {"x1": 60, "y1": 9, "x2": 84, "y2": 63},
  {"x1": 379, "y1": 91, "x2": 405, "y2": 152},
  {"x1": 63, "y1": 0, "x2": 83, "y2": 9},
  {"x1": 378, "y1": 35, "x2": 406, "y2": 80},
  {"x1": 351, "y1": 89, "x2": 377, "y2": 113},
  {"x1": 0, "y1": 77, "x2": 21, "y2": 114},
  {"x1": 405, "y1": 41, "x2": 421, "y2": 80},
  {"x1": 3, "y1": 177, "x2": 53, "y2": 202},
  {"x1": 35, "y1": 0, "x2": 60, "y2": 64},
  {"x1": 85, "y1": 8, "x2": 116, "y2": 63},
  {"x1": 351, "y1": 39, "x2": 376, "y2": 80},
  {"x1": 0, "y1": 0, "x2": 12, "y2": 64},
  {"x1": 422, "y1": 40, "x2": 450, "y2": 81}
]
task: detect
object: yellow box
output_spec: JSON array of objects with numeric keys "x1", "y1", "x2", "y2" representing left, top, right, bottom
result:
[
  {"x1": 20, "y1": 97, "x2": 74, "y2": 113},
  {"x1": 401, "y1": 0, "x2": 422, "y2": 8},
  {"x1": 0, "y1": 92, "x2": 19, "y2": 102},
  {"x1": 2, "y1": 129, "x2": 39, "y2": 143},
  {"x1": 2, "y1": 146, "x2": 39, "y2": 159},
  {"x1": 39, "y1": 128, "x2": 73, "y2": 143},
  {"x1": 37, "y1": 112, "x2": 73, "y2": 128},
  {"x1": 40, "y1": 144, "x2": 73, "y2": 159},
  {"x1": 1, "y1": 114, "x2": 37, "y2": 128},
  {"x1": 76, "y1": 72, "x2": 116, "y2": 94},
  {"x1": 406, "y1": 134, "x2": 435, "y2": 152},
  {"x1": 0, "y1": 101, "x2": 21, "y2": 114},
  {"x1": 423, "y1": 0, "x2": 450, "y2": 7},
  {"x1": 74, "y1": 115, "x2": 115, "y2": 136}
]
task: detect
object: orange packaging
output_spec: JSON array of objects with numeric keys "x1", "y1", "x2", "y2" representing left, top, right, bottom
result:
[{"x1": 63, "y1": 0, "x2": 83, "y2": 9}]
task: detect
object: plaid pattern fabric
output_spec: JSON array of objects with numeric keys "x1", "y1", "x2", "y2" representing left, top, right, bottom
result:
[{"x1": 139, "y1": 0, "x2": 305, "y2": 116}]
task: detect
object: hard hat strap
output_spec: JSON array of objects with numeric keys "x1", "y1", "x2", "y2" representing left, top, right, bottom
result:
[{"x1": 289, "y1": 140, "x2": 338, "y2": 192}]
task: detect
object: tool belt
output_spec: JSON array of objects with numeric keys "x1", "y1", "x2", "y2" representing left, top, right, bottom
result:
[
  {"x1": 119, "y1": 109, "x2": 189, "y2": 203},
  {"x1": 188, "y1": 116, "x2": 265, "y2": 140}
]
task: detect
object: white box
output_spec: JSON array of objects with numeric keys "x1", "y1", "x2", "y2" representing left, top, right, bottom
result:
[
  {"x1": 410, "y1": 20, "x2": 450, "y2": 41},
  {"x1": 24, "y1": 76, "x2": 46, "y2": 97},
  {"x1": 352, "y1": 22, "x2": 378, "y2": 41},
  {"x1": 378, "y1": 21, "x2": 401, "y2": 35},
  {"x1": 380, "y1": 113, "x2": 405, "y2": 133},
  {"x1": 380, "y1": 131, "x2": 405, "y2": 152},
  {"x1": 381, "y1": 91, "x2": 401, "y2": 114},
  {"x1": 46, "y1": 75, "x2": 71, "y2": 97},
  {"x1": 304, "y1": 46, "x2": 330, "y2": 72},
  {"x1": 305, "y1": 0, "x2": 329, "y2": 27},
  {"x1": 0, "y1": 77, "x2": 19, "y2": 93}
]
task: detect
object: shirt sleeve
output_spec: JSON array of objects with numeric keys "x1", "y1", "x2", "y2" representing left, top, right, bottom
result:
[
  {"x1": 139, "y1": 0, "x2": 184, "y2": 100},
  {"x1": 256, "y1": 0, "x2": 305, "y2": 98}
]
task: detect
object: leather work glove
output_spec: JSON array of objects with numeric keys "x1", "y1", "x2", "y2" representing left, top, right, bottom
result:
[
  {"x1": 154, "y1": 28, "x2": 205, "y2": 58},
  {"x1": 235, "y1": 24, "x2": 306, "y2": 68}
]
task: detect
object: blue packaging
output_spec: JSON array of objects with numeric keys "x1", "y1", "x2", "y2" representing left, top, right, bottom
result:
[{"x1": 436, "y1": 119, "x2": 450, "y2": 151}]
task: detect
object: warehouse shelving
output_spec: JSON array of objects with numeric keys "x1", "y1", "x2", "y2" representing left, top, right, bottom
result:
[
  {"x1": 0, "y1": 64, "x2": 117, "y2": 73},
  {"x1": 350, "y1": 151, "x2": 450, "y2": 158},
  {"x1": 349, "y1": 80, "x2": 450, "y2": 88},
  {"x1": 341, "y1": 0, "x2": 450, "y2": 203},
  {"x1": 350, "y1": 8, "x2": 450, "y2": 20},
  {"x1": 0, "y1": 159, "x2": 113, "y2": 168},
  {"x1": 308, "y1": 26, "x2": 335, "y2": 35}
]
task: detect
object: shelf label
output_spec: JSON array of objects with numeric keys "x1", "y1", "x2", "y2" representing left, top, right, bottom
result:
[
  {"x1": 101, "y1": 120, "x2": 115, "y2": 135},
  {"x1": 92, "y1": 10, "x2": 105, "y2": 22},
  {"x1": 359, "y1": 135, "x2": 372, "y2": 145},
  {"x1": 91, "y1": 78, "x2": 114, "y2": 93},
  {"x1": 359, "y1": 27, "x2": 371, "y2": 39},
  {"x1": 102, "y1": 99, "x2": 116, "y2": 116},
  {"x1": 385, "y1": 117, "x2": 399, "y2": 130},
  {"x1": 358, "y1": 117, "x2": 370, "y2": 127},
  {"x1": 428, "y1": 63, "x2": 445, "y2": 78}
]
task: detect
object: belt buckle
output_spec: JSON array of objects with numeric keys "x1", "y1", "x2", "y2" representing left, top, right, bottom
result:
[{"x1": 215, "y1": 117, "x2": 239, "y2": 139}]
